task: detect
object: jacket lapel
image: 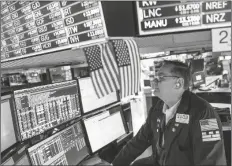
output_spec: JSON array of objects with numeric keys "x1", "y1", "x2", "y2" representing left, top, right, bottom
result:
[
  {"x1": 152, "y1": 101, "x2": 164, "y2": 140},
  {"x1": 151, "y1": 101, "x2": 164, "y2": 157},
  {"x1": 163, "y1": 91, "x2": 192, "y2": 163}
]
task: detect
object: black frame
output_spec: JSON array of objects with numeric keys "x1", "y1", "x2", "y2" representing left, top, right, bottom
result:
[
  {"x1": 82, "y1": 103, "x2": 129, "y2": 154},
  {"x1": 1, "y1": 94, "x2": 20, "y2": 153},
  {"x1": 12, "y1": 80, "x2": 83, "y2": 141},
  {"x1": 1, "y1": 143, "x2": 32, "y2": 165},
  {"x1": 77, "y1": 77, "x2": 120, "y2": 115}
]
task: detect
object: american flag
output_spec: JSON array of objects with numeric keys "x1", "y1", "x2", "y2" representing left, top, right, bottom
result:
[
  {"x1": 200, "y1": 119, "x2": 219, "y2": 131},
  {"x1": 111, "y1": 39, "x2": 141, "y2": 98},
  {"x1": 83, "y1": 43, "x2": 120, "y2": 98}
]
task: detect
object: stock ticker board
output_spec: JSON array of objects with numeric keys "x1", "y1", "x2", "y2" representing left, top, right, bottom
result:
[
  {"x1": 1, "y1": 1, "x2": 107, "y2": 61},
  {"x1": 136, "y1": 1, "x2": 231, "y2": 35}
]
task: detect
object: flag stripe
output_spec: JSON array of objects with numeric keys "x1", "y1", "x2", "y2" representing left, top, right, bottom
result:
[
  {"x1": 97, "y1": 69, "x2": 108, "y2": 95},
  {"x1": 92, "y1": 72, "x2": 103, "y2": 98},
  {"x1": 133, "y1": 40, "x2": 140, "y2": 93},
  {"x1": 90, "y1": 72, "x2": 100, "y2": 98},
  {"x1": 106, "y1": 43, "x2": 120, "y2": 80},
  {"x1": 100, "y1": 44, "x2": 114, "y2": 92},
  {"x1": 131, "y1": 40, "x2": 138, "y2": 94},
  {"x1": 123, "y1": 67, "x2": 127, "y2": 97},
  {"x1": 127, "y1": 65, "x2": 132, "y2": 96},
  {"x1": 125, "y1": 40, "x2": 134, "y2": 96},
  {"x1": 124, "y1": 67, "x2": 128, "y2": 97},
  {"x1": 95, "y1": 70, "x2": 105, "y2": 97},
  {"x1": 99, "y1": 69, "x2": 111, "y2": 94},
  {"x1": 134, "y1": 39, "x2": 140, "y2": 92},
  {"x1": 126, "y1": 40, "x2": 136, "y2": 95},
  {"x1": 102, "y1": 44, "x2": 119, "y2": 90},
  {"x1": 120, "y1": 68, "x2": 125, "y2": 98}
]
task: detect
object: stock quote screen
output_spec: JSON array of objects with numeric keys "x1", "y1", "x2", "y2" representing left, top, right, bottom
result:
[
  {"x1": 28, "y1": 121, "x2": 89, "y2": 165},
  {"x1": 1, "y1": 1, "x2": 107, "y2": 61},
  {"x1": 136, "y1": 1, "x2": 231, "y2": 35},
  {"x1": 14, "y1": 80, "x2": 81, "y2": 141}
]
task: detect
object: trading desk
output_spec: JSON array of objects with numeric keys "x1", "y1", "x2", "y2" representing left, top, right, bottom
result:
[{"x1": 193, "y1": 87, "x2": 231, "y2": 93}]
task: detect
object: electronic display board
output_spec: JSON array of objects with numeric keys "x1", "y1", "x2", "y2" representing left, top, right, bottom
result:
[
  {"x1": 1, "y1": 1, "x2": 108, "y2": 62},
  {"x1": 136, "y1": 1, "x2": 231, "y2": 35}
]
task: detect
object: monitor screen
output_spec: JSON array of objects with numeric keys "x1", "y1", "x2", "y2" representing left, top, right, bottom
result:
[
  {"x1": 49, "y1": 66, "x2": 72, "y2": 83},
  {"x1": 23, "y1": 68, "x2": 46, "y2": 84},
  {"x1": 1, "y1": 95, "x2": 17, "y2": 152},
  {"x1": 8, "y1": 74, "x2": 27, "y2": 87},
  {"x1": 28, "y1": 122, "x2": 89, "y2": 165},
  {"x1": 78, "y1": 77, "x2": 118, "y2": 114},
  {"x1": 191, "y1": 59, "x2": 204, "y2": 74},
  {"x1": 192, "y1": 71, "x2": 206, "y2": 88},
  {"x1": 83, "y1": 105, "x2": 127, "y2": 153},
  {"x1": 13, "y1": 80, "x2": 81, "y2": 141}
]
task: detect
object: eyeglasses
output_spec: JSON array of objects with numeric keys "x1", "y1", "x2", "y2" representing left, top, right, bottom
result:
[{"x1": 153, "y1": 75, "x2": 179, "y2": 82}]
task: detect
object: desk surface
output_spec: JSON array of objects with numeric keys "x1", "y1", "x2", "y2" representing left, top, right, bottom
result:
[
  {"x1": 193, "y1": 87, "x2": 231, "y2": 93},
  {"x1": 223, "y1": 125, "x2": 231, "y2": 131}
]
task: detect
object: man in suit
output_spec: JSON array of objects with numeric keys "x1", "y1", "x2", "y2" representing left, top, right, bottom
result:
[{"x1": 112, "y1": 60, "x2": 227, "y2": 165}]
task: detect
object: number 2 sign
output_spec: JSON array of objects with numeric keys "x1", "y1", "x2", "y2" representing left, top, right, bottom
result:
[{"x1": 212, "y1": 27, "x2": 231, "y2": 52}]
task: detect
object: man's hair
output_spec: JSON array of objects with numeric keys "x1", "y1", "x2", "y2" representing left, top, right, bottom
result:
[{"x1": 162, "y1": 60, "x2": 191, "y2": 89}]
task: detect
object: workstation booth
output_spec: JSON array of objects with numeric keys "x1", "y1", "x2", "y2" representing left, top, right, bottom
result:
[{"x1": 1, "y1": 1, "x2": 231, "y2": 166}]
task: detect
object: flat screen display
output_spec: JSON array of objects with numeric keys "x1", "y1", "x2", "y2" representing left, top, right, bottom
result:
[
  {"x1": 49, "y1": 66, "x2": 72, "y2": 83},
  {"x1": 1, "y1": 1, "x2": 107, "y2": 61},
  {"x1": 78, "y1": 77, "x2": 118, "y2": 114},
  {"x1": 28, "y1": 122, "x2": 89, "y2": 165},
  {"x1": 136, "y1": 1, "x2": 231, "y2": 35},
  {"x1": 83, "y1": 105, "x2": 127, "y2": 153},
  {"x1": 13, "y1": 80, "x2": 81, "y2": 140},
  {"x1": 1, "y1": 95, "x2": 17, "y2": 152}
]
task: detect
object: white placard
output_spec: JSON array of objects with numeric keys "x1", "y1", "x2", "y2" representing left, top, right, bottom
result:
[{"x1": 212, "y1": 27, "x2": 231, "y2": 52}]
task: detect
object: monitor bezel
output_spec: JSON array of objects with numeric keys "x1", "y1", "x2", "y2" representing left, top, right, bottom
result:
[
  {"x1": 77, "y1": 77, "x2": 120, "y2": 115},
  {"x1": 1, "y1": 94, "x2": 20, "y2": 153},
  {"x1": 82, "y1": 103, "x2": 129, "y2": 154},
  {"x1": 1, "y1": 143, "x2": 32, "y2": 165},
  {"x1": 12, "y1": 80, "x2": 82, "y2": 141}
]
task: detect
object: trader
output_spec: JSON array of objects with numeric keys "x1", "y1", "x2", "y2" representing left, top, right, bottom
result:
[{"x1": 112, "y1": 60, "x2": 227, "y2": 165}]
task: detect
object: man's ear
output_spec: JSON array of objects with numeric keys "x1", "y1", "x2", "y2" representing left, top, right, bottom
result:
[{"x1": 175, "y1": 78, "x2": 184, "y2": 89}]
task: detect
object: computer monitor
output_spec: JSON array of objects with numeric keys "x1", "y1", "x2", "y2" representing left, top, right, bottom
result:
[
  {"x1": 8, "y1": 73, "x2": 27, "y2": 87},
  {"x1": 192, "y1": 71, "x2": 206, "y2": 88},
  {"x1": 83, "y1": 104, "x2": 127, "y2": 153},
  {"x1": 78, "y1": 77, "x2": 118, "y2": 114},
  {"x1": 205, "y1": 57, "x2": 223, "y2": 76},
  {"x1": 28, "y1": 121, "x2": 89, "y2": 165},
  {"x1": 191, "y1": 59, "x2": 204, "y2": 74},
  {"x1": 13, "y1": 80, "x2": 81, "y2": 141},
  {"x1": 2, "y1": 145, "x2": 31, "y2": 165},
  {"x1": 1, "y1": 94, "x2": 18, "y2": 152},
  {"x1": 49, "y1": 66, "x2": 72, "y2": 83}
]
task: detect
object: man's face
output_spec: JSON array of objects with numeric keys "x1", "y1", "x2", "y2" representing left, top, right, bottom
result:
[{"x1": 153, "y1": 64, "x2": 179, "y2": 101}]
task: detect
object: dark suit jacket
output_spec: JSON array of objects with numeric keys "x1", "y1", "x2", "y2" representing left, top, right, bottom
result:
[{"x1": 112, "y1": 90, "x2": 227, "y2": 165}]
